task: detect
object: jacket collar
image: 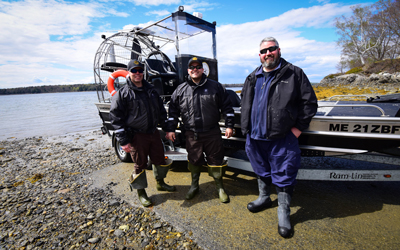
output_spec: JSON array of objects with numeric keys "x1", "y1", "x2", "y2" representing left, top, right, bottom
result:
[
  {"x1": 127, "y1": 78, "x2": 153, "y2": 92},
  {"x1": 187, "y1": 73, "x2": 207, "y2": 87}
]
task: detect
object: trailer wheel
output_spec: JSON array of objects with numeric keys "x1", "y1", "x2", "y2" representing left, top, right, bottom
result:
[{"x1": 113, "y1": 137, "x2": 133, "y2": 162}]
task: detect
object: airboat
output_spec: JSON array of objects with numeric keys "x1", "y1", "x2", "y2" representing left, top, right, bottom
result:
[{"x1": 94, "y1": 7, "x2": 400, "y2": 181}]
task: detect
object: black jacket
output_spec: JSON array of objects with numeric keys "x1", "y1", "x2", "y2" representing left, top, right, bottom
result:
[
  {"x1": 110, "y1": 78, "x2": 167, "y2": 145},
  {"x1": 165, "y1": 74, "x2": 234, "y2": 133},
  {"x1": 241, "y1": 58, "x2": 318, "y2": 139}
]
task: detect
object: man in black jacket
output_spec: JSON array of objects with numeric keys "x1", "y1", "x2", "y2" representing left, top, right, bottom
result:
[
  {"x1": 165, "y1": 57, "x2": 234, "y2": 203},
  {"x1": 110, "y1": 59, "x2": 175, "y2": 207},
  {"x1": 241, "y1": 37, "x2": 318, "y2": 237}
]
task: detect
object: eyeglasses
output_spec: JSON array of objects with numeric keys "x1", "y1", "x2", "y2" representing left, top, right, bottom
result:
[
  {"x1": 260, "y1": 46, "x2": 279, "y2": 54},
  {"x1": 130, "y1": 68, "x2": 144, "y2": 74},
  {"x1": 188, "y1": 65, "x2": 203, "y2": 70}
]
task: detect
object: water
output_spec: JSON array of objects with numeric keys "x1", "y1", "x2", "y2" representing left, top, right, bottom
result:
[
  {"x1": 0, "y1": 91, "x2": 102, "y2": 140},
  {"x1": 0, "y1": 88, "x2": 243, "y2": 141}
]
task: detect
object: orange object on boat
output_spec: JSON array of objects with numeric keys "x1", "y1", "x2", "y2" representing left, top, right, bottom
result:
[{"x1": 107, "y1": 70, "x2": 129, "y2": 96}]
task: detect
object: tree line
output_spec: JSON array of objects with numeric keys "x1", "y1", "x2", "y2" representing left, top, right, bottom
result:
[
  {"x1": 0, "y1": 83, "x2": 244, "y2": 95},
  {"x1": 335, "y1": 0, "x2": 400, "y2": 73},
  {"x1": 0, "y1": 83, "x2": 97, "y2": 95}
]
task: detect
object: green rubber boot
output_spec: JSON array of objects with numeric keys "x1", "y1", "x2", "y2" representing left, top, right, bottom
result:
[
  {"x1": 128, "y1": 169, "x2": 152, "y2": 207},
  {"x1": 208, "y1": 161, "x2": 229, "y2": 203},
  {"x1": 185, "y1": 162, "x2": 202, "y2": 200},
  {"x1": 137, "y1": 189, "x2": 152, "y2": 207},
  {"x1": 153, "y1": 158, "x2": 176, "y2": 192}
]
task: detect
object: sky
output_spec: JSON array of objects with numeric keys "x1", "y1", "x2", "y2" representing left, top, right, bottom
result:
[{"x1": 0, "y1": 0, "x2": 374, "y2": 89}]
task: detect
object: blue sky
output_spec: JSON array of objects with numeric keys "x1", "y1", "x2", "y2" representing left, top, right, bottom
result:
[{"x1": 0, "y1": 0, "x2": 373, "y2": 88}]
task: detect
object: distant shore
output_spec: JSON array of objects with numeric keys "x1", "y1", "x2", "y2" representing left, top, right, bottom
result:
[
  {"x1": 0, "y1": 83, "x2": 246, "y2": 96},
  {"x1": 0, "y1": 83, "x2": 97, "y2": 95}
]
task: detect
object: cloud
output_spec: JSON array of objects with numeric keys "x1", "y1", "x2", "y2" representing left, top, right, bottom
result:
[
  {"x1": 146, "y1": 10, "x2": 171, "y2": 17},
  {"x1": 0, "y1": 0, "x2": 111, "y2": 88},
  {"x1": 129, "y1": 0, "x2": 180, "y2": 7},
  {"x1": 180, "y1": 1, "x2": 218, "y2": 13},
  {"x1": 216, "y1": 3, "x2": 353, "y2": 83},
  {"x1": 0, "y1": 0, "x2": 354, "y2": 88}
]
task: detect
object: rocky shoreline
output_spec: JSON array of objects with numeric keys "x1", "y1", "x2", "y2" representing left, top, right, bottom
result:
[
  {"x1": 317, "y1": 72, "x2": 400, "y2": 92},
  {"x1": 0, "y1": 131, "x2": 200, "y2": 250}
]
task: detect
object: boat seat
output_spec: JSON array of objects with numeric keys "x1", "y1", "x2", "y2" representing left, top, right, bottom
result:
[
  {"x1": 144, "y1": 59, "x2": 177, "y2": 80},
  {"x1": 100, "y1": 62, "x2": 127, "y2": 72},
  {"x1": 226, "y1": 89, "x2": 241, "y2": 107},
  {"x1": 144, "y1": 59, "x2": 178, "y2": 97}
]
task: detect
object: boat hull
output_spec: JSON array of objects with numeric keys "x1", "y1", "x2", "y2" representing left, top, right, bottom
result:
[{"x1": 95, "y1": 101, "x2": 400, "y2": 156}]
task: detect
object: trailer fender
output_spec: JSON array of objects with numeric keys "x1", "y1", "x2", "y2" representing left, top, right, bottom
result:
[{"x1": 107, "y1": 70, "x2": 129, "y2": 96}]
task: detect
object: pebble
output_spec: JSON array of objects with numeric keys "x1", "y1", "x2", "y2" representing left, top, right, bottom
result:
[{"x1": 0, "y1": 130, "x2": 201, "y2": 249}]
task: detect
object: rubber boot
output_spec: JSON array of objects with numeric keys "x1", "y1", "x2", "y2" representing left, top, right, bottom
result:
[
  {"x1": 276, "y1": 186, "x2": 294, "y2": 238},
  {"x1": 128, "y1": 170, "x2": 152, "y2": 207},
  {"x1": 185, "y1": 162, "x2": 201, "y2": 200},
  {"x1": 153, "y1": 158, "x2": 176, "y2": 192},
  {"x1": 208, "y1": 161, "x2": 229, "y2": 203},
  {"x1": 137, "y1": 189, "x2": 152, "y2": 207},
  {"x1": 247, "y1": 176, "x2": 272, "y2": 213}
]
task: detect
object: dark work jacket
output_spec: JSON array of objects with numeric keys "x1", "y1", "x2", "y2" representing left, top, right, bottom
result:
[
  {"x1": 240, "y1": 58, "x2": 318, "y2": 139},
  {"x1": 110, "y1": 78, "x2": 167, "y2": 146},
  {"x1": 165, "y1": 74, "x2": 235, "y2": 133}
]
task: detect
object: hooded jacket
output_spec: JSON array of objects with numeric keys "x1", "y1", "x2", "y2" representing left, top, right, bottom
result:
[
  {"x1": 110, "y1": 78, "x2": 167, "y2": 146},
  {"x1": 165, "y1": 74, "x2": 234, "y2": 133},
  {"x1": 241, "y1": 58, "x2": 318, "y2": 139}
]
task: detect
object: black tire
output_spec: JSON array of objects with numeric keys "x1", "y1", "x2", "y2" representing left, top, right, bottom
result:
[{"x1": 113, "y1": 137, "x2": 133, "y2": 162}]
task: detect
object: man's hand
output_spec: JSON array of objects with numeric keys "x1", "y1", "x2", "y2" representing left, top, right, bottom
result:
[
  {"x1": 166, "y1": 132, "x2": 176, "y2": 142},
  {"x1": 291, "y1": 127, "x2": 302, "y2": 138},
  {"x1": 225, "y1": 128, "x2": 233, "y2": 138},
  {"x1": 121, "y1": 143, "x2": 133, "y2": 153}
]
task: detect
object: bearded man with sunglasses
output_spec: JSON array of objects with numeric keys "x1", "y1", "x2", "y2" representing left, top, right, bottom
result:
[
  {"x1": 110, "y1": 59, "x2": 175, "y2": 208},
  {"x1": 165, "y1": 57, "x2": 235, "y2": 203},
  {"x1": 241, "y1": 37, "x2": 318, "y2": 238}
]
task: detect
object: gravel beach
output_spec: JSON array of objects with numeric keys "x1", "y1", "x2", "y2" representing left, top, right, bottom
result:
[
  {"x1": 2, "y1": 130, "x2": 400, "y2": 249},
  {"x1": 0, "y1": 130, "x2": 200, "y2": 250}
]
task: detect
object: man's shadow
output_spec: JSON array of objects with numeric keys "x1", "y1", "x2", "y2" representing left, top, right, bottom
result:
[{"x1": 290, "y1": 180, "x2": 400, "y2": 228}]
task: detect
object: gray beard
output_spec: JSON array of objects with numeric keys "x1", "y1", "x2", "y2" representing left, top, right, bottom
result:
[{"x1": 262, "y1": 54, "x2": 280, "y2": 70}]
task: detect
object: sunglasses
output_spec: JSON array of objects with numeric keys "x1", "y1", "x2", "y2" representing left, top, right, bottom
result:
[
  {"x1": 260, "y1": 46, "x2": 279, "y2": 54},
  {"x1": 188, "y1": 65, "x2": 203, "y2": 70},
  {"x1": 130, "y1": 68, "x2": 144, "y2": 74}
]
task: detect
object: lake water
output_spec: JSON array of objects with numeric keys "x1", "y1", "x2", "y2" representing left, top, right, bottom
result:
[
  {"x1": 0, "y1": 87, "x2": 242, "y2": 141},
  {"x1": 0, "y1": 91, "x2": 101, "y2": 140}
]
